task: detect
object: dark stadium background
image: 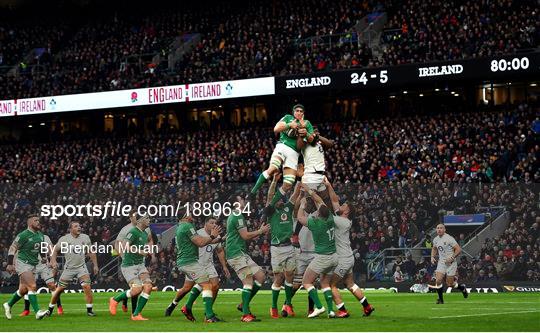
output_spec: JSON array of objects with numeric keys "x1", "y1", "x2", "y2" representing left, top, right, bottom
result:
[{"x1": 0, "y1": 0, "x2": 538, "y2": 294}]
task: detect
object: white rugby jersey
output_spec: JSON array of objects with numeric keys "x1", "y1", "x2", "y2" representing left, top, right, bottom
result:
[{"x1": 433, "y1": 233, "x2": 458, "y2": 261}]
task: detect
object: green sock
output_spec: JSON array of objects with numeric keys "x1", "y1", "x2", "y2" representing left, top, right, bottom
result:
[
  {"x1": 249, "y1": 281, "x2": 261, "y2": 301},
  {"x1": 271, "y1": 287, "x2": 280, "y2": 309},
  {"x1": 27, "y1": 293, "x2": 39, "y2": 312},
  {"x1": 133, "y1": 293, "x2": 149, "y2": 316},
  {"x1": 185, "y1": 286, "x2": 201, "y2": 310},
  {"x1": 241, "y1": 288, "x2": 251, "y2": 315},
  {"x1": 203, "y1": 296, "x2": 214, "y2": 318},
  {"x1": 113, "y1": 291, "x2": 128, "y2": 302},
  {"x1": 323, "y1": 289, "x2": 334, "y2": 313},
  {"x1": 251, "y1": 172, "x2": 269, "y2": 193},
  {"x1": 270, "y1": 188, "x2": 284, "y2": 206},
  {"x1": 284, "y1": 283, "x2": 293, "y2": 306},
  {"x1": 7, "y1": 291, "x2": 22, "y2": 307},
  {"x1": 308, "y1": 288, "x2": 323, "y2": 309}
]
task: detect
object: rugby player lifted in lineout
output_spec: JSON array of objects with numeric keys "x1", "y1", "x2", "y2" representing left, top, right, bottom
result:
[{"x1": 250, "y1": 104, "x2": 315, "y2": 206}]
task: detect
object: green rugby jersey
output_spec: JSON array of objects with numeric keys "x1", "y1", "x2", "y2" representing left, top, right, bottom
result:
[
  {"x1": 278, "y1": 114, "x2": 314, "y2": 152},
  {"x1": 14, "y1": 229, "x2": 44, "y2": 265},
  {"x1": 307, "y1": 215, "x2": 336, "y2": 255},
  {"x1": 225, "y1": 213, "x2": 247, "y2": 260},
  {"x1": 269, "y1": 202, "x2": 294, "y2": 245},
  {"x1": 175, "y1": 221, "x2": 199, "y2": 267},
  {"x1": 121, "y1": 227, "x2": 148, "y2": 267}
]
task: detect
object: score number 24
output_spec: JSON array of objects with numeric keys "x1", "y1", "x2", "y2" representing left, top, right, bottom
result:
[{"x1": 351, "y1": 70, "x2": 388, "y2": 85}]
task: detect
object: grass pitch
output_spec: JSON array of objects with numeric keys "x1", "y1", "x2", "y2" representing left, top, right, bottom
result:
[{"x1": 0, "y1": 291, "x2": 539, "y2": 331}]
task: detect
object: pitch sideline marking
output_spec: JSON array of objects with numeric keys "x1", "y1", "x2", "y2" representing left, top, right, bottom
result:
[{"x1": 430, "y1": 309, "x2": 540, "y2": 319}]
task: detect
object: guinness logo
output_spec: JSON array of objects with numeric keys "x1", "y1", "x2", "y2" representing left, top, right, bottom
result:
[{"x1": 503, "y1": 285, "x2": 515, "y2": 292}]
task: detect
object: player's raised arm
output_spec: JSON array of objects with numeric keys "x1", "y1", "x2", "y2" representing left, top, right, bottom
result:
[
  {"x1": 191, "y1": 225, "x2": 223, "y2": 247},
  {"x1": 303, "y1": 184, "x2": 325, "y2": 209},
  {"x1": 274, "y1": 117, "x2": 298, "y2": 134},
  {"x1": 297, "y1": 198, "x2": 309, "y2": 226},
  {"x1": 323, "y1": 177, "x2": 340, "y2": 213},
  {"x1": 289, "y1": 181, "x2": 302, "y2": 204},
  {"x1": 266, "y1": 173, "x2": 281, "y2": 207},
  {"x1": 317, "y1": 134, "x2": 334, "y2": 149},
  {"x1": 238, "y1": 223, "x2": 270, "y2": 241}
]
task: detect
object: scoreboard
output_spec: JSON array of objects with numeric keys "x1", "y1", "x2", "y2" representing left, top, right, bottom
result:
[{"x1": 275, "y1": 52, "x2": 540, "y2": 94}]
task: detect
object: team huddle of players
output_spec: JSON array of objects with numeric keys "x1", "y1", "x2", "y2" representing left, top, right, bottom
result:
[{"x1": 2, "y1": 104, "x2": 466, "y2": 322}]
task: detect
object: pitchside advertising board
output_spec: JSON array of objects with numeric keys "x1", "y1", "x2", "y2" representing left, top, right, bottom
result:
[
  {"x1": 1, "y1": 282, "x2": 539, "y2": 294},
  {"x1": 276, "y1": 52, "x2": 540, "y2": 94},
  {"x1": 0, "y1": 53, "x2": 538, "y2": 117}
]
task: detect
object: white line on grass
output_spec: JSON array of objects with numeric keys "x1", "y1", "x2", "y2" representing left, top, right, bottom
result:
[{"x1": 429, "y1": 309, "x2": 540, "y2": 319}]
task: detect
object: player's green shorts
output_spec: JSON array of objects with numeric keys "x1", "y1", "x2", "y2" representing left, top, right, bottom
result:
[
  {"x1": 227, "y1": 253, "x2": 261, "y2": 280},
  {"x1": 180, "y1": 262, "x2": 210, "y2": 284},
  {"x1": 270, "y1": 245, "x2": 296, "y2": 273},
  {"x1": 307, "y1": 253, "x2": 338, "y2": 275}
]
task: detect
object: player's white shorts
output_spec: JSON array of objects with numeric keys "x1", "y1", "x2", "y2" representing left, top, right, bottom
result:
[
  {"x1": 272, "y1": 143, "x2": 299, "y2": 170},
  {"x1": 59, "y1": 265, "x2": 90, "y2": 283},
  {"x1": 180, "y1": 262, "x2": 210, "y2": 284},
  {"x1": 294, "y1": 250, "x2": 315, "y2": 284},
  {"x1": 302, "y1": 172, "x2": 326, "y2": 192},
  {"x1": 184, "y1": 261, "x2": 219, "y2": 282},
  {"x1": 306, "y1": 253, "x2": 338, "y2": 275},
  {"x1": 334, "y1": 255, "x2": 354, "y2": 278},
  {"x1": 121, "y1": 263, "x2": 150, "y2": 285},
  {"x1": 227, "y1": 253, "x2": 262, "y2": 280},
  {"x1": 15, "y1": 259, "x2": 37, "y2": 276},
  {"x1": 270, "y1": 245, "x2": 296, "y2": 273},
  {"x1": 35, "y1": 262, "x2": 55, "y2": 283},
  {"x1": 436, "y1": 260, "x2": 457, "y2": 276}
]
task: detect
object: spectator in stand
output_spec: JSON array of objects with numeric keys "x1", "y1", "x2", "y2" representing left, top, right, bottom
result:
[{"x1": 393, "y1": 266, "x2": 404, "y2": 282}]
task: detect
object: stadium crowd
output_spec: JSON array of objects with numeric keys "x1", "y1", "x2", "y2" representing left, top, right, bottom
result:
[
  {"x1": 0, "y1": 0, "x2": 538, "y2": 99},
  {"x1": 0, "y1": 103, "x2": 537, "y2": 287},
  {"x1": 381, "y1": 0, "x2": 539, "y2": 65}
]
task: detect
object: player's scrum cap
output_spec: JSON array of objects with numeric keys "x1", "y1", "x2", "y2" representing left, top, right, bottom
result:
[{"x1": 292, "y1": 103, "x2": 305, "y2": 112}]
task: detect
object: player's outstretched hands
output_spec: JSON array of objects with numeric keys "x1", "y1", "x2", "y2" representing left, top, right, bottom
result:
[
  {"x1": 274, "y1": 173, "x2": 282, "y2": 182},
  {"x1": 323, "y1": 176, "x2": 331, "y2": 186},
  {"x1": 431, "y1": 256, "x2": 436, "y2": 265},
  {"x1": 7, "y1": 264, "x2": 15, "y2": 274},
  {"x1": 259, "y1": 223, "x2": 270, "y2": 234},
  {"x1": 210, "y1": 225, "x2": 222, "y2": 238},
  {"x1": 49, "y1": 260, "x2": 57, "y2": 270},
  {"x1": 289, "y1": 121, "x2": 299, "y2": 129},
  {"x1": 93, "y1": 265, "x2": 99, "y2": 276}
]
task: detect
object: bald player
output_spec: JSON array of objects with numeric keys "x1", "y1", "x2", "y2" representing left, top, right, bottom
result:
[
  {"x1": 47, "y1": 221, "x2": 98, "y2": 316},
  {"x1": 20, "y1": 234, "x2": 63, "y2": 317},
  {"x1": 324, "y1": 178, "x2": 374, "y2": 317},
  {"x1": 3, "y1": 215, "x2": 50, "y2": 320},
  {"x1": 430, "y1": 224, "x2": 469, "y2": 304}
]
